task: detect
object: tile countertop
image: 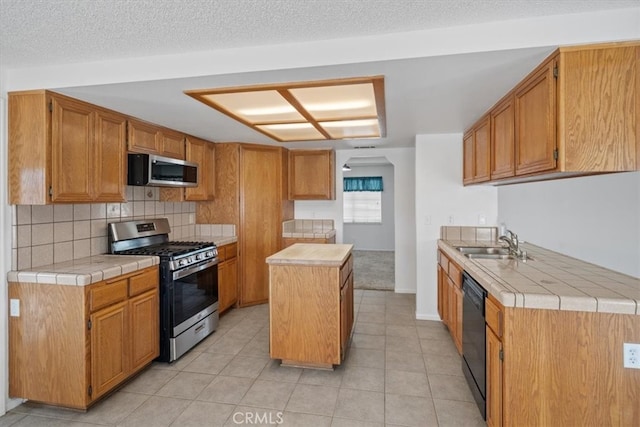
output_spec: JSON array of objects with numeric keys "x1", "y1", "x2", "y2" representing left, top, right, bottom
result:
[
  {"x1": 267, "y1": 243, "x2": 353, "y2": 267},
  {"x1": 7, "y1": 255, "x2": 159, "y2": 286},
  {"x1": 439, "y1": 240, "x2": 640, "y2": 315},
  {"x1": 181, "y1": 235, "x2": 238, "y2": 246}
]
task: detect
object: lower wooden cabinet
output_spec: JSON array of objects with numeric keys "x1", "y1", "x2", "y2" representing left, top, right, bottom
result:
[
  {"x1": 9, "y1": 266, "x2": 159, "y2": 409},
  {"x1": 485, "y1": 296, "x2": 504, "y2": 427},
  {"x1": 218, "y1": 242, "x2": 238, "y2": 313},
  {"x1": 437, "y1": 250, "x2": 463, "y2": 354}
]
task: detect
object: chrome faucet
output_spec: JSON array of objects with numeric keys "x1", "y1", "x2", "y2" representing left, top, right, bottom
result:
[{"x1": 499, "y1": 229, "x2": 522, "y2": 258}]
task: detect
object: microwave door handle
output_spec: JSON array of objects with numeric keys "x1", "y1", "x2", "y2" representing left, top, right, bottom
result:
[{"x1": 173, "y1": 258, "x2": 219, "y2": 280}]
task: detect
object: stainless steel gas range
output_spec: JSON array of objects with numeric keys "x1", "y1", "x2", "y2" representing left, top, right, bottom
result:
[{"x1": 108, "y1": 218, "x2": 219, "y2": 362}]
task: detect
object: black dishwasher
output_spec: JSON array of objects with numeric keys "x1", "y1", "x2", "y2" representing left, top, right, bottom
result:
[{"x1": 462, "y1": 271, "x2": 488, "y2": 420}]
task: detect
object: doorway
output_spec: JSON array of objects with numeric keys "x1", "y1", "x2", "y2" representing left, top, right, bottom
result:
[{"x1": 342, "y1": 158, "x2": 395, "y2": 290}]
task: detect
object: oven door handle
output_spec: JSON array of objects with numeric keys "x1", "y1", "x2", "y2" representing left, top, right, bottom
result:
[{"x1": 172, "y1": 258, "x2": 219, "y2": 280}]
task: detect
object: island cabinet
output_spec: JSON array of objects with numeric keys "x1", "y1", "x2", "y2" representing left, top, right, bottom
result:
[
  {"x1": 288, "y1": 149, "x2": 335, "y2": 200},
  {"x1": 9, "y1": 266, "x2": 159, "y2": 409},
  {"x1": 464, "y1": 41, "x2": 640, "y2": 185},
  {"x1": 267, "y1": 244, "x2": 354, "y2": 369},
  {"x1": 196, "y1": 143, "x2": 294, "y2": 307},
  {"x1": 485, "y1": 296, "x2": 504, "y2": 427},
  {"x1": 437, "y1": 249, "x2": 462, "y2": 354},
  {"x1": 127, "y1": 118, "x2": 186, "y2": 159},
  {"x1": 8, "y1": 90, "x2": 127, "y2": 205},
  {"x1": 160, "y1": 136, "x2": 216, "y2": 202},
  {"x1": 282, "y1": 235, "x2": 336, "y2": 247},
  {"x1": 217, "y1": 242, "x2": 238, "y2": 313}
]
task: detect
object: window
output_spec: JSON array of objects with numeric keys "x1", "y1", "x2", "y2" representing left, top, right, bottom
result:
[{"x1": 343, "y1": 177, "x2": 383, "y2": 224}]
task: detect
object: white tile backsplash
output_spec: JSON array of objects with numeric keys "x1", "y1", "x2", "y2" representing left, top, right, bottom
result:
[{"x1": 11, "y1": 185, "x2": 197, "y2": 269}]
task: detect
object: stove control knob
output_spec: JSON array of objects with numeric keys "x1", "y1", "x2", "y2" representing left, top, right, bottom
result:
[
  {"x1": 179, "y1": 259, "x2": 187, "y2": 266},
  {"x1": 206, "y1": 251, "x2": 213, "y2": 258},
  {"x1": 196, "y1": 253, "x2": 203, "y2": 260}
]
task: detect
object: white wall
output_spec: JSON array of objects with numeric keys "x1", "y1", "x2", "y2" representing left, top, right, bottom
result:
[
  {"x1": 498, "y1": 172, "x2": 640, "y2": 278},
  {"x1": 415, "y1": 134, "x2": 498, "y2": 320},
  {"x1": 343, "y1": 164, "x2": 395, "y2": 251},
  {"x1": 295, "y1": 147, "x2": 416, "y2": 293}
]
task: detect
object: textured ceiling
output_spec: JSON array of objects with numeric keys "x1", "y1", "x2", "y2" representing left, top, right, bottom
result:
[{"x1": 1, "y1": 0, "x2": 638, "y2": 68}]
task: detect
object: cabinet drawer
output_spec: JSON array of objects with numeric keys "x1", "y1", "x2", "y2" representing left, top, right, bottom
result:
[
  {"x1": 448, "y1": 261, "x2": 462, "y2": 288},
  {"x1": 439, "y1": 252, "x2": 449, "y2": 272},
  {"x1": 90, "y1": 280, "x2": 128, "y2": 312},
  {"x1": 485, "y1": 297, "x2": 503, "y2": 338},
  {"x1": 225, "y1": 242, "x2": 237, "y2": 259},
  {"x1": 129, "y1": 269, "x2": 158, "y2": 297}
]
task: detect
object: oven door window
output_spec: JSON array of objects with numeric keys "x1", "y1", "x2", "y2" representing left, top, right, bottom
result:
[{"x1": 173, "y1": 264, "x2": 218, "y2": 327}]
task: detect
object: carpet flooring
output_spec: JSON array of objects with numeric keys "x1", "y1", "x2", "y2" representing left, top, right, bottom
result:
[{"x1": 352, "y1": 250, "x2": 395, "y2": 291}]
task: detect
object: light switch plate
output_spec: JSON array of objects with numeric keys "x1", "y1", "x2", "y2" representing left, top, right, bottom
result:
[{"x1": 10, "y1": 299, "x2": 20, "y2": 317}]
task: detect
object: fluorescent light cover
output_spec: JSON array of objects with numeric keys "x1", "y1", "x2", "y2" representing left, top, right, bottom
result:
[{"x1": 321, "y1": 119, "x2": 379, "y2": 128}]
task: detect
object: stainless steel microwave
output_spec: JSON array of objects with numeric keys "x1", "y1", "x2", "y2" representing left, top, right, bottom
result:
[{"x1": 127, "y1": 153, "x2": 198, "y2": 187}]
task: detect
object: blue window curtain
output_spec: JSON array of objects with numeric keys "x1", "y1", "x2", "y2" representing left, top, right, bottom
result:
[{"x1": 343, "y1": 176, "x2": 383, "y2": 192}]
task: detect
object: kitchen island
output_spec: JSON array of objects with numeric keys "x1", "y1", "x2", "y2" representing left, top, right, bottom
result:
[
  {"x1": 437, "y1": 226, "x2": 639, "y2": 427},
  {"x1": 266, "y1": 243, "x2": 353, "y2": 369}
]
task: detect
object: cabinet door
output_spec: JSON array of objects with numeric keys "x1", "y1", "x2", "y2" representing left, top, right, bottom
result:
[
  {"x1": 90, "y1": 301, "x2": 128, "y2": 400},
  {"x1": 486, "y1": 326, "x2": 503, "y2": 427},
  {"x1": 218, "y1": 257, "x2": 238, "y2": 313},
  {"x1": 205, "y1": 142, "x2": 216, "y2": 200},
  {"x1": 515, "y1": 57, "x2": 557, "y2": 176},
  {"x1": 93, "y1": 109, "x2": 127, "y2": 202},
  {"x1": 462, "y1": 132, "x2": 474, "y2": 185},
  {"x1": 491, "y1": 96, "x2": 515, "y2": 180},
  {"x1": 453, "y1": 285, "x2": 463, "y2": 355},
  {"x1": 288, "y1": 149, "x2": 335, "y2": 200},
  {"x1": 340, "y1": 272, "x2": 354, "y2": 360},
  {"x1": 51, "y1": 96, "x2": 94, "y2": 202},
  {"x1": 437, "y1": 265, "x2": 444, "y2": 321},
  {"x1": 185, "y1": 137, "x2": 211, "y2": 201},
  {"x1": 129, "y1": 289, "x2": 159, "y2": 372},
  {"x1": 473, "y1": 117, "x2": 491, "y2": 182},
  {"x1": 160, "y1": 130, "x2": 185, "y2": 159},
  {"x1": 127, "y1": 119, "x2": 160, "y2": 154}
]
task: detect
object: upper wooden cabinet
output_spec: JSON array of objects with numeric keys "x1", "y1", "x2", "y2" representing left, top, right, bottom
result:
[
  {"x1": 288, "y1": 149, "x2": 335, "y2": 200},
  {"x1": 9, "y1": 91, "x2": 127, "y2": 204},
  {"x1": 463, "y1": 116, "x2": 491, "y2": 184},
  {"x1": 463, "y1": 41, "x2": 640, "y2": 185},
  {"x1": 127, "y1": 118, "x2": 185, "y2": 159}
]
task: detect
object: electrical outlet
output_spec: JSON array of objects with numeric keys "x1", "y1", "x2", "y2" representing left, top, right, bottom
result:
[{"x1": 623, "y1": 343, "x2": 640, "y2": 369}]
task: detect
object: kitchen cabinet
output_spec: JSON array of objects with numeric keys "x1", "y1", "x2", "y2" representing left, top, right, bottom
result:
[
  {"x1": 196, "y1": 143, "x2": 294, "y2": 307},
  {"x1": 268, "y1": 246, "x2": 353, "y2": 368},
  {"x1": 288, "y1": 149, "x2": 335, "y2": 200},
  {"x1": 217, "y1": 242, "x2": 238, "y2": 313},
  {"x1": 464, "y1": 41, "x2": 640, "y2": 185},
  {"x1": 161, "y1": 136, "x2": 216, "y2": 202},
  {"x1": 127, "y1": 118, "x2": 186, "y2": 159},
  {"x1": 8, "y1": 90, "x2": 127, "y2": 204},
  {"x1": 437, "y1": 249, "x2": 462, "y2": 354},
  {"x1": 485, "y1": 296, "x2": 504, "y2": 427},
  {"x1": 462, "y1": 116, "x2": 490, "y2": 184},
  {"x1": 9, "y1": 266, "x2": 159, "y2": 409},
  {"x1": 282, "y1": 235, "x2": 336, "y2": 247}
]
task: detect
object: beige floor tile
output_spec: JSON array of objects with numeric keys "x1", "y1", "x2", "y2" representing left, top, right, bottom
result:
[
  {"x1": 424, "y1": 353, "x2": 464, "y2": 376},
  {"x1": 181, "y1": 352, "x2": 234, "y2": 375},
  {"x1": 340, "y1": 366, "x2": 385, "y2": 392},
  {"x1": 0, "y1": 412, "x2": 26, "y2": 427},
  {"x1": 385, "y1": 369, "x2": 431, "y2": 397},
  {"x1": 386, "y1": 335, "x2": 422, "y2": 353},
  {"x1": 8, "y1": 402, "x2": 77, "y2": 420},
  {"x1": 333, "y1": 388, "x2": 384, "y2": 423},
  {"x1": 280, "y1": 411, "x2": 332, "y2": 427},
  {"x1": 344, "y1": 348, "x2": 385, "y2": 369},
  {"x1": 384, "y1": 311, "x2": 416, "y2": 326},
  {"x1": 155, "y1": 371, "x2": 215, "y2": 399},
  {"x1": 237, "y1": 337, "x2": 270, "y2": 357},
  {"x1": 385, "y1": 393, "x2": 438, "y2": 426},
  {"x1": 70, "y1": 391, "x2": 148, "y2": 425},
  {"x1": 385, "y1": 350, "x2": 426, "y2": 373},
  {"x1": 357, "y1": 303, "x2": 385, "y2": 313},
  {"x1": 239, "y1": 380, "x2": 296, "y2": 410},
  {"x1": 205, "y1": 334, "x2": 252, "y2": 355},
  {"x1": 416, "y1": 322, "x2": 451, "y2": 340},
  {"x1": 428, "y1": 374, "x2": 476, "y2": 402},
  {"x1": 118, "y1": 395, "x2": 191, "y2": 427},
  {"x1": 171, "y1": 401, "x2": 235, "y2": 427},
  {"x1": 258, "y1": 359, "x2": 303, "y2": 383},
  {"x1": 420, "y1": 337, "x2": 459, "y2": 358},
  {"x1": 285, "y1": 383, "x2": 340, "y2": 416},
  {"x1": 197, "y1": 375, "x2": 254, "y2": 404},
  {"x1": 219, "y1": 356, "x2": 270, "y2": 378},
  {"x1": 357, "y1": 311, "x2": 385, "y2": 324},
  {"x1": 10, "y1": 415, "x2": 96, "y2": 427},
  {"x1": 226, "y1": 406, "x2": 285, "y2": 426},
  {"x1": 385, "y1": 324, "x2": 418, "y2": 338},
  {"x1": 330, "y1": 418, "x2": 384, "y2": 427},
  {"x1": 351, "y1": 333, "x2": 386, "y2": 350},
  {"x1": 433, "y1": 398, "x2": 485, "y2": 427},
  {"x1": 121, "y1": 367, "x2": 178, "y2": 394},
  {"x1": 361, "y1": 296, "x2": 387, "y2": 305},
  {"x1": 354, "y1": 321, "x2": 386, "y2": 336},
  {"x1": 298, "y1": 367, "x2": 343, "y2": 387}
]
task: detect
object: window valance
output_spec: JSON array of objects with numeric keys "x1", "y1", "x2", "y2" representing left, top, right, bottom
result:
[{"x1": 343, "y1": 176, "x2": 383, "y2": 192}]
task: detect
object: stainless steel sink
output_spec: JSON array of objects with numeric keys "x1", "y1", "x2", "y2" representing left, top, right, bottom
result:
[{"x1": 456, "y1": 246, "x2": 533, "y2": 261}]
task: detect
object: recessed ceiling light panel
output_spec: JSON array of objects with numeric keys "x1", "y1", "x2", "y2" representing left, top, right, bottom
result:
[{"x1": 185, "y1": 76, "x2": 386, "y2": 143}]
